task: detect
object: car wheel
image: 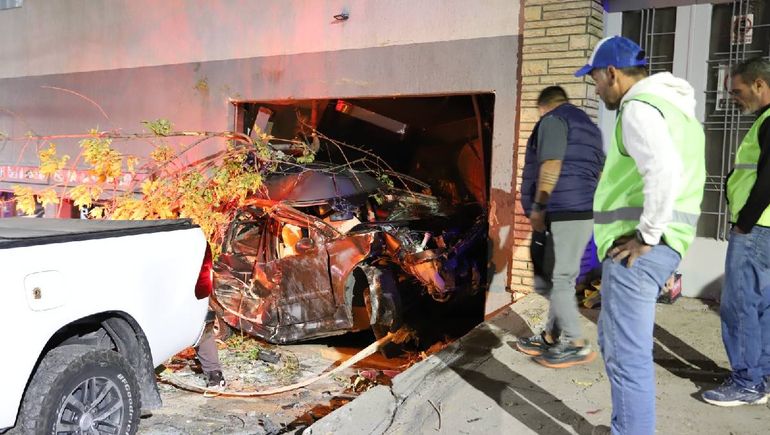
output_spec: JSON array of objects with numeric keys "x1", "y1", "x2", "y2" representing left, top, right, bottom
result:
[
  {"x1": 363, "y1": 269, "x2": 404, "y2": 358},
  {"x1": 363, "y1": 290, "x2": 389, "y2": 340},
  {"x1": 14, "y1": 345, "x2": 141, "y2": 435}
]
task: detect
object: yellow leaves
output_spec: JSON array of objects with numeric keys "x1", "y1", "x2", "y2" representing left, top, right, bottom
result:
[
  {"x1": 37, "y1": 188, "x2": 60, "y2": 207},
  {"x1": 126, "y1": 156, "x2": 139, "y2": 174},
  {"x1": 141, "y1": 179, "x2": 158, "y2": 195},
  {"x1": 88, "y1": 206, "x2": 104, "y2": 219},
  {"x1": 80, "y1": 135, "x2": 122, "y2": 182},
  {"x1": 69, "y1": 185, "x2": 103, "y2": 208},
  {"x1": 111, "y1": 197, "x2": 148, "y2": 220},
  {"x1": 150, "y1": 145, "x2": 173, "y2": 164},
  {"x1": 12, "y1": 186, "x2": 38, "y2": 216},
  {"x1": 38, "y1": 144, "x2": 70, "y2": 176},
  {"x1": 19, "y1": 123, "x2": 274, "y2": 257}
]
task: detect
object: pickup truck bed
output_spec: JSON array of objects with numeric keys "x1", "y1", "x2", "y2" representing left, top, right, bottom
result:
[
  {"x1": 0, "y1": 218, "x2": 195, "y2": 248},
  {"x1": 0, "y1": 218, "x2": 210, "y2": 434}
]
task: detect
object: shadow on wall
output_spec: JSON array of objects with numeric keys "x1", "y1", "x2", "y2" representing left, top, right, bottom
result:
[{"x1": 699, "y1": 275, "x2": 724, "y2": 302}]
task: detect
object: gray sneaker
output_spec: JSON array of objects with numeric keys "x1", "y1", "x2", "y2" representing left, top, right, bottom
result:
[
  {"x1": 702, "y1": 377, "x2": 767, "y2": 407},
  {"x1": 534, "y1": 341, "x2": 597, "y2": 368},
  {"x1": 515, "y1": 332, "x2": 556, "y2": 356}
]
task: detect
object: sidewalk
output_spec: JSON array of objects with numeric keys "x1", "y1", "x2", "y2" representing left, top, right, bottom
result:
[{"x1": 306, "y1": 295, "x2": 770, "y2": 434}]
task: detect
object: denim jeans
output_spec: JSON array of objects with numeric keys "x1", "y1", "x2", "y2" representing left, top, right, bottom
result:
[
  {"x1": 720, "y1": 226, "x2": 770, "y2": 388},
  {"x1": 598, "y1": 244, "x2": 680, "y2": 435}
]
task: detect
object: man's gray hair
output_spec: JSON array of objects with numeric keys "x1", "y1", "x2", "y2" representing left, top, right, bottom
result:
[{"x1": 732, "y1": 57, "x2": 770, "y2": 85}]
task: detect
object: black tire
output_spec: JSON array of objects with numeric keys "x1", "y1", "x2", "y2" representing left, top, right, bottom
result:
[
  {"x1": 14, "y1": 345, "x2": 141, "y2": 435},
  {"x1": 363, "y1": 290, "x2": 389, "y2": 340},
  {"x1": 363, "y1": 269, "x2": 404, "y2": 358}
]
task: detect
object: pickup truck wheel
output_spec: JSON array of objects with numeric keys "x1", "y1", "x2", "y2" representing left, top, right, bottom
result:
[{"x1": 15, "y1": 345, "x2": 140, "y2": 435}]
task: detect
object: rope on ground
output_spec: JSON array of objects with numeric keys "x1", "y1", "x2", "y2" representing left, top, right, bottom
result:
[{"x1": 159, "y1": 331, "x2": 396, "y2": 397}]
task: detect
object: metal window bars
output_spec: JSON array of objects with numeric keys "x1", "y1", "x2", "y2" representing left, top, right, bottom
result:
[
  {"x1": 703, "y1": 0, "x2": 768, "y2": 240},
  {"x1": 624, "y1": 8, "x2": 677, "y2": 75}
]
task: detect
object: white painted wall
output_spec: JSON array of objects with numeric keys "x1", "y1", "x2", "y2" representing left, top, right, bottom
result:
[
  {"x1": 0, "y1": 0, "x2": 520, "y2": 79},
  {"x1": 678, "y1": 237, "x2": 725, "y2": 300}
]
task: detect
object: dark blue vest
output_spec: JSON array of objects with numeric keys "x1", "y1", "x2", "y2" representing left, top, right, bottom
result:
[{"x1": 521, "y1": 103, "x2": 604, "y2": 216}]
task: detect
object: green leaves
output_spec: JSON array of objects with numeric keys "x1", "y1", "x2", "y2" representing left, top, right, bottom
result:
[{"x1": 142, "y1": 119, "x2": 173, "y2": 136}]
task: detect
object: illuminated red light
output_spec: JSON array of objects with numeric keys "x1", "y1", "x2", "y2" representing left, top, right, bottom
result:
[{"x1": 335, "y1": 100, "x2": 351, "y2": 113}]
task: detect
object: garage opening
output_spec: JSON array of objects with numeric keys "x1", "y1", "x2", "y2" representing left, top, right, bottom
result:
[{"x1": 231, "y1": 94, "x2": 494, "y2": 346}]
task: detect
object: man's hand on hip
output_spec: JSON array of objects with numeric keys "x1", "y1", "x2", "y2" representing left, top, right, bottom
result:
[{"x1": 609, "y1": 236, "x2": 652, "y2": 268}]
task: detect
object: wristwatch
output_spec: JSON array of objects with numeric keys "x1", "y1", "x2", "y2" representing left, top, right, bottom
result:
[
  {"x1": 532, "y1": 202, "x2": 546, "y2": 213},
  {"x1": 635, "y1": 229, "x2": 652, "y2": 246}
]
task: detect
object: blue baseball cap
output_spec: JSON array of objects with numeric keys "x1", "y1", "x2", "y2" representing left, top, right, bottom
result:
[{"x1": 574, "y1": 36, "x2": 648, "y2": 77}]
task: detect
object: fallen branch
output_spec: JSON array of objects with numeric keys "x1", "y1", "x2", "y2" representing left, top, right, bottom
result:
[
  {"x1": 428, "y1": 399, "x2": 442, "y2": 431},
  {"x1": 159, "y1": 331, "x2": 398, "y2": 397}
]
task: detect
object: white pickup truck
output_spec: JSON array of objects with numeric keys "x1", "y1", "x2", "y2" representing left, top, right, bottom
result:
[{"x1": 0, "y1": 218, "x2": 211, "y2": 434}]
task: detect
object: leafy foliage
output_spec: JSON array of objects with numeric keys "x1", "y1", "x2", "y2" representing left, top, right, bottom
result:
[
  {"x1": 13, "y1": 120, "x2": 318, "y2": 257},
  {"x1": 141, "y1": 119, "x2": 173, "y2": 136}
]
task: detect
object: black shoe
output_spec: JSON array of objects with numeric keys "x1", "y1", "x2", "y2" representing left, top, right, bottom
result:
[
  {"x1": 205, "y1": 370, "x2": 226, "y2": 388},
  {"x1": 534, "y1": 341, "x2": 596, "y2": 368},
  {"x1": 515, "y1": 331, "x2": 556, "y2": 356}
]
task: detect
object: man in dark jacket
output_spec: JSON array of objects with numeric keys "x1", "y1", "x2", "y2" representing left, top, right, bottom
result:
[{"x1": 516, "y1": 86, "x2": 605, "y2": 368}]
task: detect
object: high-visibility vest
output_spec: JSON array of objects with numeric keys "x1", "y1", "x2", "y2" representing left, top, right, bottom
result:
[
  {"x1": 727, "y1": 107, "x2": 770, "y2": 226},
  {"x1": 593, "y1": 93, "x2": 705, "y2": 260}
]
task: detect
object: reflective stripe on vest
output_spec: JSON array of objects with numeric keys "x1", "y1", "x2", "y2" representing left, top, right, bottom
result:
[
  {"x1": 593, "y1": 91, "x2": 705, "y2": 260},
  {"x1": 594, "y1": 207, "x2": 700, "y2": 226},
  {"x1": 727, "y1": 106, "x2": 770, "y2": 224}
]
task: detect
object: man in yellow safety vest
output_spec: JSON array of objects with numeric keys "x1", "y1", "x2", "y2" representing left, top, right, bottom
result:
[
  {"x1": 702, "y1": 57, "x2": 770, "y2": 408},
  {"x1": 575, "y1": 35, "x2": 705, "y2": 434}
]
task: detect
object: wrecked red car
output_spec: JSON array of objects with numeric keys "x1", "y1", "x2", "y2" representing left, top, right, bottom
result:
[{"x1": 210, "y1": 164, "x2": 486, "y2": 344}]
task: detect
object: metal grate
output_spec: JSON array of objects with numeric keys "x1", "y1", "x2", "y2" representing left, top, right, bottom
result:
[
  {"x1": 622, "y1": 7, "x2": 677, "y2": 75},
  {"x1": 702, "y1": 0, "x2": 769, "y2": 240}
]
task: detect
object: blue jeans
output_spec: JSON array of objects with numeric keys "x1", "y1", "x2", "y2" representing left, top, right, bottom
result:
[
  {"x1": 720, "y1": 226, "x2": 770, "y2": 388},
  {"x1": 598, "y1": 244, "x2": 680, "y2": 435}
]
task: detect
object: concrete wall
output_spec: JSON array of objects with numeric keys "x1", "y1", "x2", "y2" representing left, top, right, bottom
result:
[
  {"x1": 0, "y1": 1, "x2": 523, "y2": 303},
  {"x1": 678, "y1": 238, "x2": 726, "y2": 300},
  {"x1": 0, "y1": 0, "x2": 520, "y2": 79}
]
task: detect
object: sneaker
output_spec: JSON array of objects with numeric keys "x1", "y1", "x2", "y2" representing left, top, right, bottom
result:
[
  {"x1": 205, "y1": 370, "x2": 227, "y2": 389},
  {"x1": 702, "y1": 377, "x2": 767, "y2": 407},
  {"x1": 515, "y1": 332, "x2": 556, "y2": 356},
  {"x1": 534, "y1": 341, "x2": 596, "y2": 368}
]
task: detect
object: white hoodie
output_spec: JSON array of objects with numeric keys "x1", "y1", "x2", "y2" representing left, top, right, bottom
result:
[{"x1": 618, "y1": 72, "x2": 698, "y2": 245}]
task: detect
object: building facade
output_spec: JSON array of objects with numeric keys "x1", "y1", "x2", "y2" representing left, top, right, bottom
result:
[{"x1": 0, "y1": 0, "x2": 761, "y2": 302}]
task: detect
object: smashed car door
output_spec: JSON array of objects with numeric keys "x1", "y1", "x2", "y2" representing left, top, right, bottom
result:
[
  {"x1": 270, "y1": 213, "x2": 338, "y2": 330},
  {"x1": 214, "y1": 207, "x2": 282, "y2": 335}
]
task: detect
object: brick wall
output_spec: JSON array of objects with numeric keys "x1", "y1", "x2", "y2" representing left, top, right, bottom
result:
[{"x1": 511, "y1": 0, "x2": 604, "y2": 296}]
